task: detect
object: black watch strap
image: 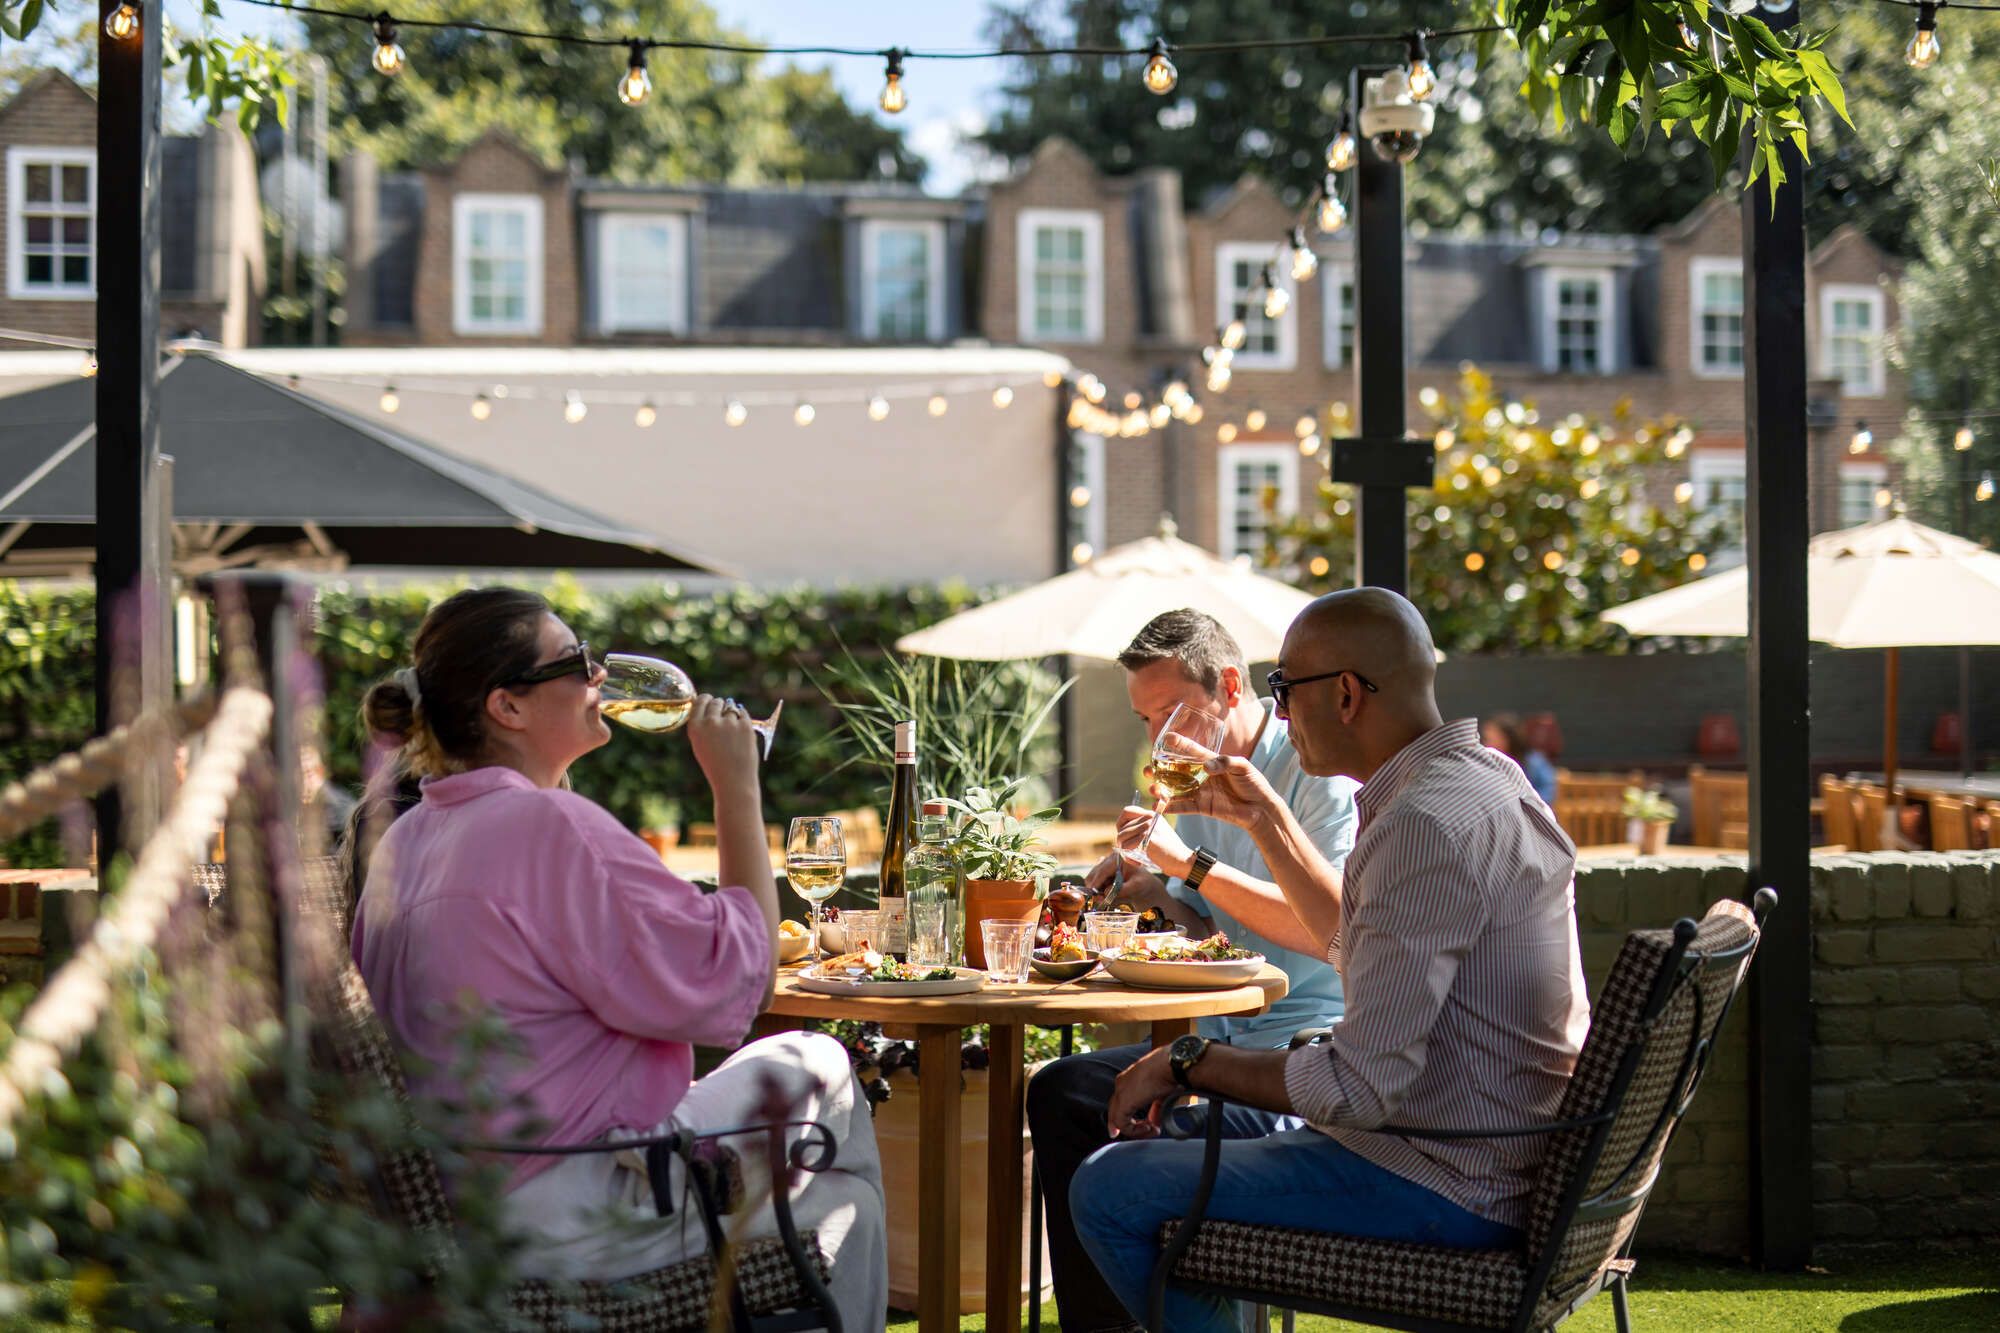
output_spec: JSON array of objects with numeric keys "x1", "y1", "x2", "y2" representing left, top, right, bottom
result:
[{"x1": 1182, "y1": 846, "x2": 1219, "y2": 894}]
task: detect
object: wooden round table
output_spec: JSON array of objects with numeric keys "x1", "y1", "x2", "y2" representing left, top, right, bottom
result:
[{"x1": 756, "y1": 963, "x2": 1289, "y2": 1333}]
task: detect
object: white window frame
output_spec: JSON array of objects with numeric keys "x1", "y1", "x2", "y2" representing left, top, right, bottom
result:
[
  {"x1": 1017, "y1": 208, "x2": 1103, "y2": 344},
  {"x1": 593, "y1": 212, "x2": 688, "y2": 335},
  {"x1": 860, "y1": 218, "x2": 946, "y2": 341},
  {"x1": 1540, "y1": 267, "x2": 1616, "y2": 374},
  {"x1": 1321, "y1": 259, "x2": 1355, "y2": 370},
  {"x1": 1688, "y1": 256, "x2": 1744, "y2": 379},
  {"x1": 1820, "y1": 283, "x2": 1886, "y2": 398},
  {"x1": 1688, "y1": 449, "x2": 1746, "y2": 523},
  {"x1": 1837, "y1": 461, "x2": 1889, "y2": 527},
  {"x1": 1216, "y1": 241, "x2": 1296, "y2": 371},
  {"x1": 6, "y1": 147, "x2": 96, "y2": 301},
  {"x1": 1070, "y1": 431, "x2": 1107, "y2": 556},
  {"x1": 1217, "y1": 443, "x2": 1298, "y2": 562},
  {"x1": 452, "y1": 192, "x2": 544, "y2": 336}
]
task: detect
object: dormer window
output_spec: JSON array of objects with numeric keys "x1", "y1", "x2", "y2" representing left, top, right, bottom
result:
[
  {"x1": 7, "y1": 148, "x2": 94, "y2": 299},
  {"x1": 1538, "y1": 267, "x2": 1616, "y2": 374}
]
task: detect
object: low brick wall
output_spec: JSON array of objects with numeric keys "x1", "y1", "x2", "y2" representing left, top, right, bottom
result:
[{"x1": 1577, "y1": 850, "x2": 2000, "y2": 1260}]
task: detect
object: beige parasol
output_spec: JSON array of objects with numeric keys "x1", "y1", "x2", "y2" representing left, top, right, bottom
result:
[
  {"x1": 1602, "y1": 514, "x2": 2000, "y2": 807},
  {"x1": 895, "y1": 516, "x2": 1317, "y2": 663}
]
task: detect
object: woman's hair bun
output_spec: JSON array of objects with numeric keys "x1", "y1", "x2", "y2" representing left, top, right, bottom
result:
[{"x1": 362, "y1": 677, "x2": 418, "y2": 743}]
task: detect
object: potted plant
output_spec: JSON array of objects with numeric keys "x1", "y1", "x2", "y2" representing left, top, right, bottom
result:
[
  {"x1": 636, "y1": 793, "x2": 682, "y2": 860},
  {"x1": 1622, "y1": 786, "x2": 1677, "y2": 856},
  {"x1": 940, "y1": 782, "x2": 1059, "y2": 969}
]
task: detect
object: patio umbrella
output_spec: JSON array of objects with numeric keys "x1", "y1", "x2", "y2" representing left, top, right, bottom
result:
[
  {"x1": 895, "y1": 516, "x2": 1317, "y2": 663},
  {"x1": 1601, "y1": 514, "x2": 2000, "y2": 803},
  {"x1": 0, "y1": 352, "x2": 729, "y2": 575}
]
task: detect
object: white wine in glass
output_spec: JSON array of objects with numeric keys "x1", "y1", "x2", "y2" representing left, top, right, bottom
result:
[
  {"x1": 786, "y1": 816, "x2": 847, "y2": 966},
  {"x1": 1140, "y1": 702, "x2": 1227, "y2": 858},
  {"x1": 599, "y1": 652, "x2": 782, "y2": 756}
]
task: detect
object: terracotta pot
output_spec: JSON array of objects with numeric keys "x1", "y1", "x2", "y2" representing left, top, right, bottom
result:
[
  {"x1": 1638, "y1": 819, "x2": 1670, "y2": 856},
  {"x1": 963, "y1": 879, "x2": 1042, "y2": 970},
  {"x1": 638, "y1": 827, "x2": 680, "y2": 860}
]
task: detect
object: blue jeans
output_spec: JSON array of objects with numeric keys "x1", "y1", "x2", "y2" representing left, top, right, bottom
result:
[{"x1": 1071, "y1": 1127, "x2": 1522, "y2": 1333}]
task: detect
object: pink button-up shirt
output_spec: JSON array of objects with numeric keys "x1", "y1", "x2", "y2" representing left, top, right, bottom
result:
[{"x1": 352, "y1": 766, "x2": 770, "y2": 1190}]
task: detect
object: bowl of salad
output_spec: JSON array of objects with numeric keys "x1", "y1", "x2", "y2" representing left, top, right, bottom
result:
[
  {"x1": 1100, "y1": 931, "x2": 1266, "y2": 990},
  {"x1": 1031, "y1": 923, "x2": 1098, "y2": 981}
]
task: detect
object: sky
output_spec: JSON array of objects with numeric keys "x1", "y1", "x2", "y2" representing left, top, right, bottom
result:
[{"x1": 187, "y1": 0, "x2": 1010, "y2": 193}]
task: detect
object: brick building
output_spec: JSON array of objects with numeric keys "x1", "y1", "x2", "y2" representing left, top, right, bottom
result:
[{"x1": 0, "y1": 72, "x2": 266, "y2": 353}]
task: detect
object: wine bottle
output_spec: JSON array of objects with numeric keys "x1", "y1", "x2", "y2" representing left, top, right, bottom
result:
[{"x1": 877, "y1": 720, "x2": 916, "y2": 954}]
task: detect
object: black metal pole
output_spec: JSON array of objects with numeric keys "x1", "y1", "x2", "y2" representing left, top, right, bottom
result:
[
  {"x1": 1743, "y1": 0, "x2": 1813, "y2": 1273},
  {"x1": 1349, "y1": 65, "x2": 1410, "y2": 595},
  {"x1": 1958, "y1": 371, "x2": 1974, "y2": 776},
  {"x1": 1054, "y1": 383, "x2": 1078, "y2": 806},
  {"x1": 92, "y1": 0, "x2": 165, "y2": 859}
]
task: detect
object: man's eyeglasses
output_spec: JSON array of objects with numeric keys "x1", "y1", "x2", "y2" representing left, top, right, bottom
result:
[
  {"x1": 507, "y1": 641, "x2": 598, "y2": 688},
  {"x1": 1266, "y1": 666, "x2": 1379, "y2": 711}
]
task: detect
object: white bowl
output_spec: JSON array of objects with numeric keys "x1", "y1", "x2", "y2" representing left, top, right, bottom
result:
[
  {"x1": 777, "y1": 926, "x2": 812, "y2": 964},
  {"x1": 818, "y1": 920, "x2": 846, "y2": 954},
  {"x1": 1101, "y1": 952, "x2": 1265, "y2": 990}
]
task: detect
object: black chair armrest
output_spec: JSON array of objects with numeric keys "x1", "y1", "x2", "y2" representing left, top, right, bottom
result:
[
  {"x1": 1147, "y1": 1093, "x2": 1230, "y2": 1331},
  {"x1": 1378, "y1": 1110, "x2": 1615, "y2": 1141},
  {"x1": 1288, "y1": 1026, "x2": 1333, "y2": 1050}
]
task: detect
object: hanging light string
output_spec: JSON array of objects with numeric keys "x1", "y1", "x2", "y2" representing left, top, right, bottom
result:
[{"x1": 0, "y1": 326, "x2": 94, "y2": 351}]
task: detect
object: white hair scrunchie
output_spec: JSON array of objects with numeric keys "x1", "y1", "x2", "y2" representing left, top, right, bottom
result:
[{"x1": 394, "y1": 667, "x2": 424, "y2": 715}]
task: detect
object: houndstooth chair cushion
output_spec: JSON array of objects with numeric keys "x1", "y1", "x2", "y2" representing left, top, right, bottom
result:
[
  {"x1": 303, "y1": 917, "x2": 829, "y2": 1330},
  {"x1": 1159, "y1": 1219, "x2": 1526, "y2": 1326},
  {"x1": 1523, "y1": 899, "x2": 1758, "y2": 1323}
]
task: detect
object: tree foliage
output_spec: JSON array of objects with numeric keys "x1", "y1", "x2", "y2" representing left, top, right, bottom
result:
[
  {"x1": 297, "y1": 0, "x2": 924, "y2": 183},
  {"x1": 980, "y1": 1, "x2": 1849, "y2": 235},
  {"x1": 1266, "y1": 367, "x2": 1724, "y2": 654}
]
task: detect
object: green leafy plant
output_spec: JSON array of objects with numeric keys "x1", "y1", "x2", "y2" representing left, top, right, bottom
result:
[
  {"x1": 636, "y1": 792, "x2": 682, "y2": 832},
  {"x1": 939, "y1": 782, "x2": 1060, "y2": 885},
  {"x1": 808, "y1": 644, "x2": 1071, "y2": 812},
  {"x1": 1622, "y1": 786, "x2": 1677, "y2": 823}
]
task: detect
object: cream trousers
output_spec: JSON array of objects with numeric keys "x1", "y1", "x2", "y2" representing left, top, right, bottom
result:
[{"x1": 502, "y1": 1030, "x2": 887, "y2": 1333}]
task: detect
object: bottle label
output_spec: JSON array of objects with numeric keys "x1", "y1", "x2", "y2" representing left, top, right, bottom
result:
[{"x1": 877, "y1": 899, "x2": 909, "y2": 953}]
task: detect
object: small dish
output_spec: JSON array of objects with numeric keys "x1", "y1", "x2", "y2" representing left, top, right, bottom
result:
[
  {"x1": 1030, "y1": 948, "x2": 1096, "y2": 982},
  {"x1": 776, "y1": 923, "x2": 812, "y2": 964}
]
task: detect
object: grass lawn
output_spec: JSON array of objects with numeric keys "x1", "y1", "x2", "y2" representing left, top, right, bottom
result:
[{"x1": 885, "y1": 1251, "x2": 2000, "y2": 1332}]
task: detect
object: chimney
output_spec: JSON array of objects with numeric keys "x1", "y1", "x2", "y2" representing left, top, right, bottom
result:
[{"x1": 1135, "y1": 168, "x2": 1195, "y2": 345}]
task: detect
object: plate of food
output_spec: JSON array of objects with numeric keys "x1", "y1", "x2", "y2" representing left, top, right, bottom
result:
[
  {"x1": 1031, "y1": 923, "x2": 1096, "y2": 981},
  {"x1": 1100, "y1": 932, "x2": 1266, "y2": 990},
  {"x1": 794, "y1": 951, "x2": 987, "y2": 996},
  {"x1": 777, "y1": 919, "x2": 813, "y2": 964}
]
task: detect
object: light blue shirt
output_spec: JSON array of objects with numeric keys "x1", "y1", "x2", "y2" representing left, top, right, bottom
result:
[{"x1": 1165, "y1": 699, "x2": 1359, "y2": 1047}]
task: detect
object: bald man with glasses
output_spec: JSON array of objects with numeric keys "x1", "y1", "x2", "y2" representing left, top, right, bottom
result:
[{"x1": 1067, "y1": 588, "x2": 1591, "y2": 1333}]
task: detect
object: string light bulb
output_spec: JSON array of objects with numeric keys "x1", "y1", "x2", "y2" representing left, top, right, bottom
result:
[
  {"x1": 1689, "y1": 553, "x2": 1709, "y2": 573},
  {"x1": 1072, "y1": 542, "x2": 1094, "y2": 565},
  {"x1": 1124, "y1": 391, "x2": 1144, "y2": 410},
  {"x1": 371, "y1": 15, "x2": 406, "y2": 77},
  {"x1": 1326, "y1": 111, "x2": 1357, "y2": 172},
  {"x1": 1955, "y1": 425, "x2": 1974, "y2": 451},
  {"x1": 1150, "y1": 402, "x2": 1173, "y2": 429},
  {"x1": 1299, "y1": 434, "x2": 1321, "y2": 457},
  {"x1": 1220, "y1": 320, "x2": 1247, "y2": 351},
  {"x1": 1406, "y1": 30, "x2": 1437, "y2": 102},
  {"x1": 725, "y1": 400, "x2": 748, "y2": 427},
  {"x1": 563, "y1": 391, "x2": 588, "y2": 424},
  {"x1": 1674, "y1": 481, "x2": 1694, "y2": 504},
  {"x1": 868, "y1": 394, "x2": 891, "y2": 421},
  {"x1": 470, "y1": 392, "x2": 492, "y2": 420},
  {"x1": 634, "y1": 400, "x2": 657, "y2": 428},
  {"x1": 794, "y1": 401, "x2": 816, "y2": 426},
  {"x1": 1850, "y1": 422, "x2": 1873, "y2": 454},
  {"x1": 1874, "y1": 487, "x2": 1894, "y2": 511},
  {"x1": 928, "y1": 394, "x2": 949, "y2": 417},
  {"x1": 1206, "y1": 363, "x2": 1232, "y2": 393},
  {"x1": 992, "y1": 385, "x2": 1014, "y2": 409},
  {"x1": 1043, "y1": 369, "x2": 1064, "y2": 389},
  {"x1": 1295, "y1": 415, "x2": 1318, "y2": 439},
  {"x1": 879, "y1": 48, "x2": 907, "y2": 113},
  {"x1": 1142, "y1": 39, "x2": 1178, "y2": 95},
  {"x1": 1978, "y1": 472, "x2": 1996, "y2": 503},
  {"x1": 1217, "y1": 422, "x2": 1238, "y2": 444},
  {"x1": 80, "y1": 350, "x2": 97, "y2": 378},
  {"x1": 1317, "y1": 181, "x2": 1347, "y2": 234},
  {"x1": 379, "y1": 385, "x2": 400, "y2": 414},
  {"x1": 618, "y1": 42, "x2": 652, "y2": 107},
  {"x1": 1906, "y1": 3, "x2": 1941, "y2": 70},
  {"x1": 104, "y1": 4, "x2": 140, "y2": 41},
  {"x1": 1261, "y1": 264, "x2": 1290, "y2": 319},
  {"x1": 1288, "y1": 227, "x2": 1319, "y2": 282},
  {"x1": 1069, "y1": 484, "x2": 1091, "y2": 508},
  {"x1": 1245, "y1": 408, "x2": 1267, "y2": 433}
]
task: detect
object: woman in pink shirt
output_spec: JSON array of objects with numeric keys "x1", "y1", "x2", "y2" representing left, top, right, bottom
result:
[{"x1": 349, "y1": 587, "x2": 884, "y2": 1330}]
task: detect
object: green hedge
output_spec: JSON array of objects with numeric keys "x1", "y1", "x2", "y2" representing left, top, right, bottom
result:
[{"x1": 2, "y1": 579, "x2": 1000, "y2": 867}]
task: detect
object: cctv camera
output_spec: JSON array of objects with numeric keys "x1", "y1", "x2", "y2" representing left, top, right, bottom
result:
[{"x1": 1358, "y1": 69, "x2": 1436, "y2": 164}]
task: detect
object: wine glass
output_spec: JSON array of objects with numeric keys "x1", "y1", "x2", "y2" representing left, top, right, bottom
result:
[
  {"x1": 1139, "y1": 702, "x2": 1227, "y2": 858},
  {"x1": 599, "y1": 652, "x2": 782, "y2": 757},
  {"x1": 786, "y1": 816, "x2": 846, "y2": 966}
]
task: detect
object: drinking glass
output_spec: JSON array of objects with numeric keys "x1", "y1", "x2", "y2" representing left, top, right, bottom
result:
[
  {"x1": 785, "y1": 816, "x2": 845, "y2": 966},
  {"x1": 1140, "y1": 703, "x2": 1226, "y2": 858},
  {"x1": 600, "y1": 652, "x2": 783, "y2": 757},
  {"x1": 907, "y1": 895, "x2": 951, "y2": 968},
  {"x1": 1126, "y1": 786, "x2": 1166, "y2": 878},
  {"x1": 980, "y1": 919, "x2": 1036, "y2": 984},
  {"x1": 1082, "y1": 910, "x2": 1139, "y2": 957},
  {"x1": 840, "y1": 909, "x2": 882, "y2": 960}
]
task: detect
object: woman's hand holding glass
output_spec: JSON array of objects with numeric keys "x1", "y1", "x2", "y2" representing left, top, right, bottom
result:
[{"x1": 685, "y1": 693, "x2": 762, "y2": 798}]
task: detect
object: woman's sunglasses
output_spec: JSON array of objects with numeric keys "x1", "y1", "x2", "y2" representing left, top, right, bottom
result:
[{"x1": 506, "y1": 641, "x2": 599, "y2": 687}]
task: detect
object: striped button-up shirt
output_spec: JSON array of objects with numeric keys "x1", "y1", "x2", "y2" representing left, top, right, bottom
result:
[{"x1": 1281, "y1": 719, "x2": 1591, "y2": 1230}]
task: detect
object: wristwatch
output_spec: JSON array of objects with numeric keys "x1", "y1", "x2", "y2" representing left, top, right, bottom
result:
[
  {"x1": 1168, "y1": 1033, "x2": 1214, "y2": 1088},
  {"x1": 1181, "y1": 846, "x2": 1219, "y2": 895}
]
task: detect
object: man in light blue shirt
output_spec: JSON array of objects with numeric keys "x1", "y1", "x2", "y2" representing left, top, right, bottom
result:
[{"x1": 1026, "y1": 609, "x2": 1358, "y2": 1333}]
